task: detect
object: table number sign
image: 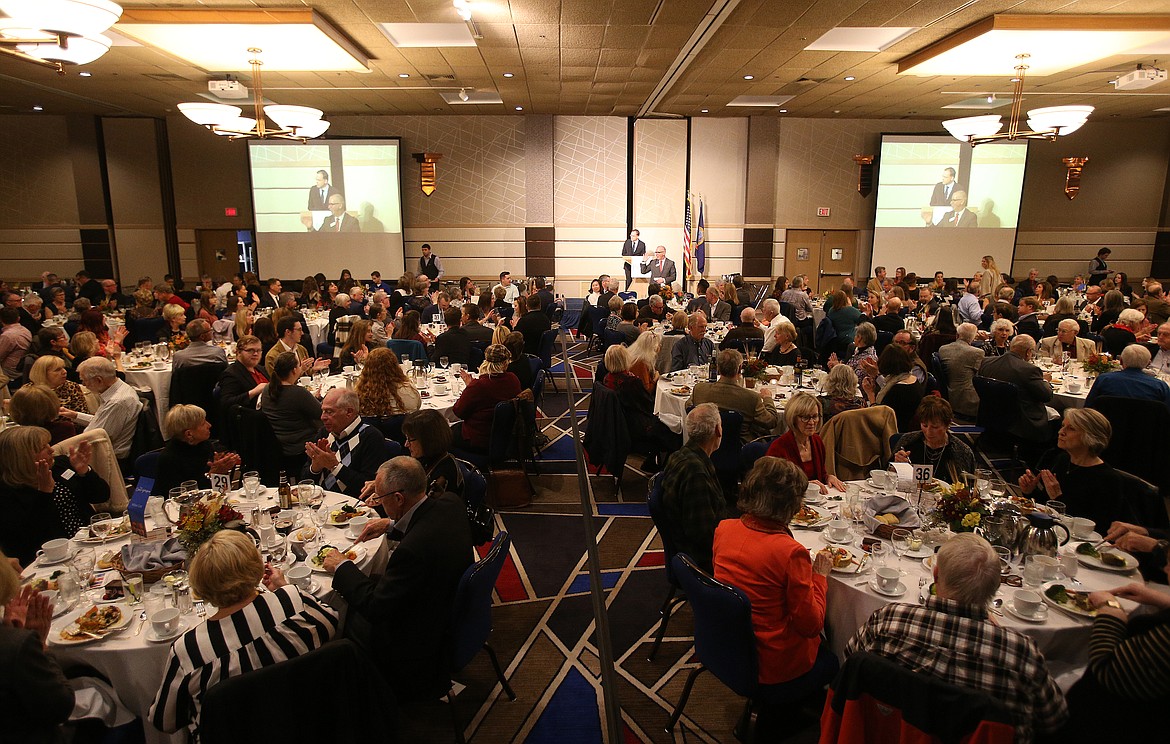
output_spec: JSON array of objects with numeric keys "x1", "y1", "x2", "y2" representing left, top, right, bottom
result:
[
  {"x1": 128, "y1": 478, "x2": 152, "y2": 538},
  {"x1": 912, "y1": 465, "x2": 934, "y2": 484}
]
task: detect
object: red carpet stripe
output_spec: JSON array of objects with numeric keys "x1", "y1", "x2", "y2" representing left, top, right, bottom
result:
[
  {"x1": 493, "y1": 551, "x2": 528, "y2": 603},
  {"x1": 635, "y1": 551, "x2": 665, "y2": 568}
]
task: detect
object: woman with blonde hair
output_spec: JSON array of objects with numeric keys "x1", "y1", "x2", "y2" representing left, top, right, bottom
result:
[
  {"x1": 29, "y1": 354, "x2": 95, "y2": 414},
  {"x1": 157, "y1": 304, "x2": 189, "y2": 348},
  {"x1": 627, "y1": 329, "x2": 661, "y2": 391},
  {"x1": 766, "y1": 392, "x2": 846, "y2": 494},
  {"x1": 233, "y1": 305, "x2": 255, "y2": 341},
  {"x1": 978, "y1": 256, "x2": 1001, "y2": 297},
  {"x1": 355, "y1": 347, "x2": 421, "y2": 417},
  {"x1": 69, "y1": 330, "x2": 100, "y2": 371},
  {"x1": 338, "y1": 319, "x2": 374, "y2": 369},
  {"x1": 149, "y1": 530, "x2": 338, "y2": 736},
  {"x1": 491, "y1": 322, "x2": 511, "y2": 347},
  {"x1": 8, "y1": 385, "x2": 75, "y2": 444},
  {"x1": 152, "y1": 404, "x2": 241, "y2": 496}
]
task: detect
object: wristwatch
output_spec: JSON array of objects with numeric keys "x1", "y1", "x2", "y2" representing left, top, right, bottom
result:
[
  {"x1": 1104, "y1": 599, "x2": 1123, "y2": 610},
  {"x1": 1154, "y1": 539, "x2": 1170, "y2": 554}
]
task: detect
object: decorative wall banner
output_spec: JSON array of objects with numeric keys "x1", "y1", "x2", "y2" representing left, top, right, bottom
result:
[
  {"x1": 412, "y1": 152, "x2": 443, "y2": 196},
  {"x1": 853, "y1": 154, "x2": 875, "y2": 197},
  {"x1": 1062, "y1": 156, "x2": 1088, "y2": 200}
]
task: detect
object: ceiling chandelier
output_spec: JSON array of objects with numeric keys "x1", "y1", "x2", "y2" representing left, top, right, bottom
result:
[
  {"x1": 0, "y1": 0, "x2": 122, "y2": 73},
  {"x1": 942, "y1": 54, "x2": 1093, "y2": 146},
  {"x1": 178, "y1": 48, "x2": 329, "y2": 142}
]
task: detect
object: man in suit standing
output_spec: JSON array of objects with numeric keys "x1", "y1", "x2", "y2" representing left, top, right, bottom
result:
[
  {"x1": 979, "y1": 335, "x2": 1055, "y2": 445},
  {"x1": 323, "y1": 457, "x2": 472, "y2": 702},
  {"x1": 303, "y1": 388, "x2": 387, "y2": 496},
  {"x1": 641, "y1": 245, "x2": 677, "y2": 290},
  {"x1": 929, "y1": 167, "x2": 957, "y2": 206},
  {"x1": 304, "y1": 194, "x2": 360, "y2": 233},
  {"x1": 621, "y1": 228, "x2": 646, "y2": 292},
  {"x1": 930, "y1": 191, "x2": 978, "y2": 228},
  {"x1": 939, "y1": 323, "x2": 986, "y2": 420},
  {"x1": 307, "y1": 169, "x2": 339, "y2": 210}
]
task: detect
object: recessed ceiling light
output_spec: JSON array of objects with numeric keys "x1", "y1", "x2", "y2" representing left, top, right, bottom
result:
[
  {"x1": 834, "y1": 110, "x2": 841, "y2": 114},
  {"x1": 79, "y1": 71, "x2": 92, "y2": 77},
  {"x1": 503, "y1": 72, "x2": 514, "y2": 78},
  {"x1": 33, "y1": 105, "x2": 43, "y2": 111},
  {"x1": 398, "y1": 73, "x2": 410, "y2": 78},
  {"x1": 779, "y1": 109, "x2": 787, "y2": 113},
  {"x1": 844, "y1": 75, "x2": 855, "y2": 81},
  {"x1": 515, "y1": 106, "x2": 523, "y2": 111},
  {"x1": 700, "y1": 108, "x2": 709, "y2": 113},
  {"x1": 743, "y1": 74, "x2": 754, "y2": 80}
]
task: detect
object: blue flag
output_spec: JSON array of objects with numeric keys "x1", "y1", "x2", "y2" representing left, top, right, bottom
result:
[{"x1": 695, "y1": 198, "x2": 706, "y2": 274}]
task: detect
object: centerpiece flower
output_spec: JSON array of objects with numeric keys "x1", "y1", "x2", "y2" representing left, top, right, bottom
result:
[
  {"x1": 175, "y1": 495, "x2": 245, "y2": 554},
  {"x1": 930, "y1": 482, "x2": 990, "y2": 533},
  {"x1": 1081, "y1": 352, "x2": 1119, "y2": 376}
]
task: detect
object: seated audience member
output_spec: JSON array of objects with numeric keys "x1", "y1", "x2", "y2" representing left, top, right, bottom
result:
[
  {"x1": 320, "y1": 457, "x2": 470, "y2": 701},
  {"x1": 28, "y1": 354, "x2": 93, "y2": 414},
  {"x1": 720, "y1": 307, "x2": 765, "y2": 351},
  {"x1": 1146, "y1": 321, "x2": 1170, "y2": 375},
  {"x1": 19, "y1": 293, "x2": 44, "y2": 335},
  {"x1": 637, "y1": 294, "x2": 669, "y2": 324},
  {"x1": 983, "y1": 317, "x2": 1014, "y2": 358},
  {"x1": 845, "y1": 533, "x2": 1067, "y2": 742},
  {"x1": 302, "y1": 388, "x2": 385, "y2": 497},
  {"x1": 980, "y1": 335, "x2": 1055, "y2": 446},
  {"x1": 781, "y1": 277, "x2": 814, "y2": 324},
  {"x1": 261, "y1": 352, "x2": 323, "y2": 475},
  {"x1": 758, "y1": 299, "x2": 786, "y2": 350},
  {"x1": 503, "y1": 332, "x2": 535, "y2": 392},
  {"x1": 939, "y1": 322, "x2": 984, "y2": 420},
  {"x1": 1018, "y1": 407, "x2": 1133, "y2": 534},
  {"x1": 1039, "y1": 318, "x2": 1095, "y2": 363},
  {"x1": 1015, "y1": 296, "x2": 1043, "y2": 342},
  {"x1": 338, "y1": 319, "x2": 375, "y2": 370},
  {"x1": 326, "y1": 292, "x2": 354, "y2": 344},
  {"x1": 43, "y1": 286, "x2": 68, "y2": 318},
  {"x1": 828, "y1": 322, "x2": 878, "y2": 383},
  {"x1": 614, "y1": 302, "x2": 641, "y2": 345},
  {"x1": 8, "y1": 385, "x2": 75, "y2": 444},
  {"x1": 872, "y1": 297, "x2": 905, "y2": 334},
  {"x1": 664, "y1": 310, "x2": 687, "y2": 336},
  {"x1": 0, "y1": 426, "x2": 109, "y2": 566},
  {"x1": 1141, "y1": 281, "x2": 1170, "y2": 324},
  {"x1": 0, "y1": 307, "x2": 32, "y2": 382},
  {"x1": 918, "y1": 306, "x2": 959, "y2": 362},
  {"x1": 822, "y1": 363, "x2": 864, "y2": 421},
  {"x1": 1085, "y1": 344, "x2": 1170, "y2": 411},
  {"x1": 892, "y1": 397, "x2": 975, "y2": 483},
  {"x1": 767, "y1": 392, "x2": 845, "y2": 494},
  {"x1": 232, "y1": 305, "x2": 254, "y2": 341},
  {"x1": 170, "y1": 319, "x2": 228, "y2": 372},
  {"x1": 602, "y1": 295, "x2": 624, "y2": 334},
  {"x1": 150, "y1": 530, "x2": 338, "y2": 737},
  {"x1": 863, "y1": 345, "x2": 923, "y2": 433},
  {"x1": 1091, "y1": 289, "x2": 1125, "y2": 333},
  {"x1": 625, "y1": 330, "x2": 661, "y2": 392},
  {"x1": 459, "y1": 302, "x2": 494, "y2": 344},
  {"x1": 217, "y1": 334, "x2": 268, "y2": 414},
  {"x1": 152, "y1": 405, "x2": 240, "y2": 496},
  {"x1": 1100, "y1": 308, "x2": 1145, "y2": 357},
  {"x1": 766, "y1": 320, "x2": 801, "y2": 366},
  {"x1": 714, "y1": 457, "x2": 838, "y2": 697},
  {"x1": 670, "y1": 312, "x2": 715, "y2": 371},
  {"x1": 1041, "y1": 294, "x2": 1088, "y2": 339},
  {"x1": 452, "y1": 344, "x2": 521, "y2": 452},
  {"x1": 659, "y1": 403, "x2": 725, "y2": 571},
  {"x1": 514, "y1": 294, "x2": 552, "y2": 355},
  {"x1": 67, "y1": 330, "x2": 102, "y2": 375},
  {"x1": 430, "y1": 307, "x2": 472, "y2": 365},
  {"x1": 393, "y1": 310, "x2": 429, "y2": 348},
  {"x1": 603, "y1": 345, "x2": 681, "y2": 467},
  {"x1": 157, "y1": 303, "x2": 189, "y2": 348},
  {"x1": 347, "y1": 287, "x2": 368, "y2": 318},
  {"x1": 402, "y1": 408, "x2": 465, "y2": 498},
  {"x1": 355, "y1": 347, "x2": 421, "y2": 418},
  {"x1": 688, "y1": 349, "x2": 778, "y2": 441},
  {"x1": 699, "y1": 286, "x2": 731, "y2": 322},
  {"x1": 64, "y1": 357, "x2": 141, "y2": 462},
  {"x1": 266, "y1": 316, "x2": 328, "y2": 379},
  {"x1": 0, "y1": 551, "x2": 74, "y2": 743},
  {"x1": 368, "y1": 303, "x2": 390, "y2": 344}
]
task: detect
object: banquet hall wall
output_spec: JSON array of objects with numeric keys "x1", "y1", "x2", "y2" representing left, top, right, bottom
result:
[{"x1": 1, "y1": 113, "x2": 1167, "y2": 290}]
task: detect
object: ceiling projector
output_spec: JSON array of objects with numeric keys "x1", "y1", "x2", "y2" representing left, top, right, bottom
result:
[
  {"x1": 1114, "y1": 67, "x2": 1167, "y2": 91},
  {"x1": 208, "y1": 80, "x2": 249, "y2": 99}
]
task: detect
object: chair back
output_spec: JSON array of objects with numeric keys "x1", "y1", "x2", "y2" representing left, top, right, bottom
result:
[
  {"x1": 52, "y1": 429, "x2": 128, "y2": 514},
  {"x1": 450, "y1": 532, "x2": 512, "y2": 673},
  {"x1": 232, "y1": 404, "x2": 281, "y2": 484},
  {"x1": 586, "y1": 305, "x2": 608, "y2": 338},
  {"x1": 875, "y1": 329, "x2": 896, "y2": 354},
  {"x1": 972, "y1": 376, "x2": 1021, "y2": 433},
  {"x1": 487, "y1": 397, "x2": 535, "y2": 466},
  {"x1": 386, "y1": 338, "x2": 427, "y2": 364},
  {"x1": 601, "y1": 328, "x2": 626, "y2": 351},
  {"x1": 364, "y1": 414, "x2": 406, "y2": 444},
  {"x1": 820, "y1": 406, "x2": 898, "y2": 481},
  {"x1": 314, "y1": 341, "x2": 334, "y2": 360},
  {"x1": 531, "y1": 369, "x2": 546, "y2": 408},
  {"x1": 582, "y1": 381, "x2": 630, "y2": 476},
  {"x1": 126, "y1": 317, "x2": 165, "y2": 347},
  {"x1": 671, "y1": 554, "x2": 759, "y2": 698},
  {"x1": 1116, "y1": 468, "x2": 1169, "y2": 530},
  {"x1": 456, "y1": 457, "x2": 487, "y2": 508},
  {"x1": 618, "y1": 291, "x2": 638, "y2": 302},
  {"x1": 740, "y1": 436, "x2": 775, "y2": 472},
  {"x1": 560, "y1": 297, "x2": 584, "y2": 330},
  {"x1": 169, "y1": 361, "x2": 228, "y2": 427},
  {"x1": 655, "y1": 335, "x2": 681, "y2": 374},
  {"x1": 1087, "y1": 395, "x2": 1170, "y2": 494},
  {"x1": 930, "y1": 352, "x2": 949, "y2": 399},
  {"x1": 526, "y1": 353, "x2": 542, "y2": 380},
  {"x1": 779, "y1": 301, "x2": 796, "y2": 321},
  {"x1": 711, "y1": 409, "x2": 745, "y2": 471},
  {"x1": 381, "y1": 437, "x2": 405, "y2": 460},
  {"x1": 468, "y1": 341, "x2": 487, "y2": 372},
  {"x1": 134, "y1": 448, "x2": 163, "y2": 483},
  {"x1": 646, "y1": 472, "x2": 679, "y2": 584},
  {"x1": 200, "y1": 639, "x2": 395, "y2": 744},
  {"x1": 537, "y1": 329, "x2": 559, "y2": 373}
]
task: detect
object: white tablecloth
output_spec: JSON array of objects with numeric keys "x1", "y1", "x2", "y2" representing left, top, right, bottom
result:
[
  {"x1": 22, "y1": 489, "x2": 386, "y2": 744},
  {"x1": 304, "y1": 315, "x2": 329, "y2": 350},
  {"x1": 123, "y1": 363, "x2": 172, "y2": 431},
  {"x1": 318, "y1": 373, "x2": 460, "y2": 423}
]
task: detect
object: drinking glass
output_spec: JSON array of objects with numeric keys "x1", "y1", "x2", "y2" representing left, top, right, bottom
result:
[
  {"x1": 1023, "y1": 555, "x2": 1047, "y2": 587},
  {"x1": 975, "y1": 469, "x2": 992, "y2": 498},
  {"x1": 1058, "y1": 552, "x2": 1079, "y2": 582},
  {"x1": 1046, "y1": 500, "x2": 1067, "y2": 518},
  {"x1": 439, "y1": 356, "x2": 449, "y2": 371},
  {"x1": 180, "y1": 480, "x2": 198, "y2": 494},
  {"x1": 73, "y1": 548, "x2": 97, "y2": 600},
  {"x1": 891, "y1": 529, "x2": 910, "y2": 572},
  {"x1": 297, "y1": 479, "x2": 316, "y2": 512},
  {"x1": 243, "y1": 472, "x2": 260, "y2": 500},
  {"x1": 158, "y1": 345, "x2": 172, "y2": 363},
  {"x1": 987, "y1": 479, "x2": 1007, "y2": 502},
  {"x1": 123, "y1": 573, "x2": 144, "y2": 605},
  {"x1": 870, "y1": 542, "x2": 888, "y2": 569},
  {"x1": 267, "y1": 537, "x2": 287, "y2": 565},
  {"x1": 90, "y1": 513, "x2": 112, "y2": 543}
]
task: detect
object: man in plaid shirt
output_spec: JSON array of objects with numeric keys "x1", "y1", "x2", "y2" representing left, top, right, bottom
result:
[
  {"x1": 845, "y1": 533, "x2": 1067, "y2": 742},
  {"x1": 659, "y1": 403, "x2": 725, "y2": 572}
]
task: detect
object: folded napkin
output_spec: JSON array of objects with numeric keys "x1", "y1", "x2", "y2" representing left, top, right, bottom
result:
[
  {"x1": 119, "y1": 538, "x2": 187, "y2": 571},
  {"x1": 863, "y1": 493, "x2": 922, "y2": 533},
  {"x1": 212, "y1": 319, "x2": 234, "y2": 334}
]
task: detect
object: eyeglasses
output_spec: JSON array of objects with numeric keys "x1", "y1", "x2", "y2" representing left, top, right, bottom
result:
[
  {"x1": 797, "y1": 414, "x2": 821, "y2": 423},
  {"x1": 368, "y1": 489, "x2": 401, "y2": 505},
  {"x1": 403, "y1": 436, "x2": 416, "y2": 444},
  {"x1": 239, "y1": 347, "x2": 261, "y2": 354}
]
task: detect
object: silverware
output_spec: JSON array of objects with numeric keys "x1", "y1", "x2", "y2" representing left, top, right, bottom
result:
[
  {"x1": 990, "y1": 598, "x2": 1004, "y2": 617},
  {"x1": 133, "y1": 609, "x2": 147, "y2": 636},
  {"x1": 853, "y1": 555, "x2": 869, "y2": 575}
]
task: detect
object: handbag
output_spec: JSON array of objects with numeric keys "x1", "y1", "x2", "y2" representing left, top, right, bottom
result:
[{"x1": 486, "y1": 467, "x2": 534, "y2": 509}]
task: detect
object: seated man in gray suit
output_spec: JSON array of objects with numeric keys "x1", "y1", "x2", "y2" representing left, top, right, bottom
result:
[
  {"x1": 688, "y1": 349, "x2": 778, "y2": 442},
  {"x1": 979, "y1": 335, "x2": 1055, "y2": 445},
  {"x1": 938, "y1": 322, "x2": 985, "y2": 420}
]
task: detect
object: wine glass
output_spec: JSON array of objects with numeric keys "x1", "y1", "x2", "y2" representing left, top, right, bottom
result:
[
  {"x1": 439, "y1": 355, "x2": 449, "y2": 371},
  {"x1": 90, "y1": 513, "x2": 112, "y2": 543},
  {"x1": 157, "y1": 344, "x2": 172, "y2": 363},
  {"x1": 870, "y1": 542, "x2": 888, "y2": 570},
  {"x1": 73, "y1": 548, "x2": 96, "y2": 601},
  {"x1": 891, "y1": 529, "x2": 910, "y2": 573}
]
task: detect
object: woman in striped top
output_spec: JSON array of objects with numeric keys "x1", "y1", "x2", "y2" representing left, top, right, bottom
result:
[{"x1": 148, "y1": 530, "x2": 338, "y2": 738}]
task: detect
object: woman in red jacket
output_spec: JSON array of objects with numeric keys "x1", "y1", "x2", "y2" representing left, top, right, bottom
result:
[
  {"x1": 714, "y1": 456, "x2": 838, "y2": 692},
  {"x1": 766, "y1": 392, "x2": 846, "y2": 494},
  {"x1": 453, "y1": 343, "x2": 520, "y2": 451}
]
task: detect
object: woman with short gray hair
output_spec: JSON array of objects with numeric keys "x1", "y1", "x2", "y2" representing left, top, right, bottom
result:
[{"x1": 152, "y1": 404, "x2": 241, "y2": 496}]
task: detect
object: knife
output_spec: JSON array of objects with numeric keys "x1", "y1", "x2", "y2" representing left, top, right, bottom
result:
[{"x1": 854, "y1": 554, "x2": 869, "y2": 575}]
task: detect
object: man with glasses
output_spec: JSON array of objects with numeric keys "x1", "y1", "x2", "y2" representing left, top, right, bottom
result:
[
  {"x1": 217, "y1": 334, "x2": 268, "y2": 418},
  {"x1": 265, "y1": 316, "x2": 330, "y2": 378},
  {"x1": 302, "y1": 389, "x2": 384, "y2": 496},
  {"x1": 322, "y1": 457, "x2": 471, "y2": 701}
]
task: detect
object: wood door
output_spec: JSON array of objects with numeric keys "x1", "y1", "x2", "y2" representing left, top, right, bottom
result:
[
  {"x1": 819, "y1": 230, "x2": 858, "y2": 294},
  {"x1": 195, "y1": 229, "x2": 242, "y2": 279},
  {"x1": 785, "y1": 230, "x2": 825, "y2": 293}
]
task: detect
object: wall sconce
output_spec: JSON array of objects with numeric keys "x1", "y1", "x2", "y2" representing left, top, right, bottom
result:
[
  {"x1": 412, "y1": 152, "x2": 443, "y2": 196},
  {"x1": 853, "y1": 155, "x2": 875, "y2": 197},
  {"x1": 1062, "y1": 157, "x2": 1088, "y2": 200}
]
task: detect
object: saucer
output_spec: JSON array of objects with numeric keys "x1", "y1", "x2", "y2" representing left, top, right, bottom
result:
[
  {"x1": 823, "y1": 532, "x2": 854, "y2": 545},
  {"x1": 869, "y1": 580, "x2": 907, "y2": 598},
  {"x1": 1006, "y1": 601, "x2": 1048, "y2": 624},
  {"x1": 37, "y1": 548, "x2": 79, "y2": 567},
  {"x1": 903, "y1": 545, "x2": 934, "y2": 559},
  {"x1": 1071, "y1": 531, "x2": 1102, "y2": 543},
  {"x1": 146, "y1": 617, "x2": 189, "y2": 643},
  {"x1": 294, "y1": 581, "x2": 321, "y2": 595}
]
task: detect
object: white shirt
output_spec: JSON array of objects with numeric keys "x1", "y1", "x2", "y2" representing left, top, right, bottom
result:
[
  {"x1": 493, "y1": 283, "x2": 520, "y2": 304},
  {"x1": 761, "y1": 313, "x2": 791, "y2": 352},
  {"x1": 1150, "y1": 348, "x2": 1170, "y2": 375},
  {"x1": 74, "y1": 378, "x2": 142, "y2": 458}
]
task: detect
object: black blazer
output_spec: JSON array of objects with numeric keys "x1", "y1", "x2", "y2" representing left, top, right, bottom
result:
[
  {"x1": 431, "y1": 325, "x2": 473, "y2": 365},
  {"x1": 514, "y1": 311, "x2": 551, "y2": 356},
  {"x1": 331, "y1": 493, "x2": 472, "y2": 701},
  {"x1": 218, "y1": 361, "x2": 266, "y2": 414},
  {"x1": 300, "y1": 422, "x2": 386, "y2": 497}
]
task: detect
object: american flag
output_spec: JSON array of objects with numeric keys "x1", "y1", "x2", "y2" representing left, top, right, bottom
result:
[{"x1": 682, "y1": 192, "x2": 693, "y2": 280}]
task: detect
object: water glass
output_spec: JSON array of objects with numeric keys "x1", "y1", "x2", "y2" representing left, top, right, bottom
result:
[
  {"x1": 123, "y1": 573, "x2": 144, "y2": 605},
  {"x1": 1023, "y1": 555, "x2": 1047, "y2": 587},
  {"x1": 90, "y1": 513, "x2": 113, "y2": 542},
  {"x1": 870, "y1": 542, "x2": 889, "y2": 569},
  {"x1": 1046, "y1": 500, "x2": 1067, "y2": 517},
  {"x1": 891, "y1": 529, "x2": 910, "y2": 570},
  {"x1": 1058, "y1": 552, "x2": 1079, "y2": 581},
  {"x1": 180, "y1": 480, "x2": 199, "y2": 494}
]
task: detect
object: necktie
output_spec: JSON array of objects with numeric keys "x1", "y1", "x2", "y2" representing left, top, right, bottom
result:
[
  {"x1": 945, "y1": 184, "x2": 951, "y2": 199},
  {"x1": 387, "y1": 527, "x2": 405, "y2": 542},
  {"x1": 659, "y1": 260, "x2": 664, "y2": 272},
  {"x1": 335, "y1": 216, "x2": 342, "y2": 232},
  {"x1": 321, "y1": 188, "x2": 326, "y2": 203}
]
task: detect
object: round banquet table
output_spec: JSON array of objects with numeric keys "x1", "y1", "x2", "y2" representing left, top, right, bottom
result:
[
  {"x1": 20, "y1": 489, "x2": 387, "y2": 744},
  {"x1": 653, "y1": 371, "x2": 825, "y2": 438},
  {"x1": 316, "y1": 371, "x2": 461, "y2": 423},
  {"x1": 122, "y1": 361, "x2": 172, "y2": 431},
  {"x1": 789, "y1": 482, "x2": 1164, "y2": 691},
  {"x1": 304, "y1": 313, "x2": 329, "y2": 350}
]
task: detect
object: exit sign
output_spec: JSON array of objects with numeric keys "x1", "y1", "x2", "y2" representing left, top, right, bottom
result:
[
  {"x1": 224, "y1": 207, "x2": 237, "y2": 217},
  {"x1": 817, "y1": 207, "x2": 831, "y2": 217}
]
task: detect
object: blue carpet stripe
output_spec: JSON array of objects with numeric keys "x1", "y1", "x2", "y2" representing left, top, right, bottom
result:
[
  {"x1": 596, "y1": 503, "x2": 649, "y2": 517},
  {"x1": 566, "y1": 570, "x2": 622, "y2": 595}
]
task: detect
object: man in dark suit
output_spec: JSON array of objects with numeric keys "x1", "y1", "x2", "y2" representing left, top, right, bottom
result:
[
  {"x1": 430, "y1": 307, "x2": 472, "y2": 364},
  {"x1": 1016, "y1": 297, "x2": 1043, "y2": 342},
  {"x1": 98, "y1": 279, "x2": 132, "y2": 311},
  {"x1": 324, "y1": 457, "x2": 472, "y2": 701},
  {"x1": 979, "y1": 335, "x2": 1055, "y2": 445},
  {"x1": 641, "y1": 245, "x2": 677, "y2": 290},
  {"x1": 621, "y1": 228, "x2": 646, "y2": 291},
  {"x1": 304, "y1": 194, "x2": 360, "y2": 232},
  {"x1": 719, "y1": 307, "x2": 765, "y2": 351},
  {"x1": 929, "y1": 167, "x2": 957, "y2": 206},
  {"x1": 307, "y1": 169, "x2": 339, "y2": 210},
  {"x1": 930, "y1": 191, "x2": 978, "y2": 228},
  {"x1": 259, "y1": 277, "x2": 282, "y2": 309},
  {"x1": 74, "y1": 270, "x2": 104, "y2": 305},
  {"x1": 598, "y1": 276, "x2": 620, "y2": 311},
  {"x1": 460, "y1": 303, "x2": 494, "y2": 344},
  {"x1": 303, "y1": 388, "x2": 387, "y2": 496},
  {"x1": 702, "y1": 287, "x2": 731, "y2": 322},
  {"x1": 514, "y1": 295, "x2": 551, "y2": 355}
]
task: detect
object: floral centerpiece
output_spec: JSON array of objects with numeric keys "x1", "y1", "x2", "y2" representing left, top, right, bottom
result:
[
  {"x1": 175, "y1": 495, "x2": 245, "y2": 554},
  {"x1": 930, "y1": 482, "x2": 990, "y2": 533},
  {"x1": 1080, "y1": 352, "x2": 1119, "y2": 376},
  {"x1": 167, "y1": 332, "x2": 191, "y2": 352}
]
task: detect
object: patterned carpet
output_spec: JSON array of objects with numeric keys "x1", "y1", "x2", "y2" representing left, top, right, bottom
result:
[{"x1": 396, "y1": 337, "x2": 820, "y2": 743}]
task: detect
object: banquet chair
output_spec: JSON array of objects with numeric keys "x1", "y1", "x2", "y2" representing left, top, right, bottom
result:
[
  {"x1": 456, "y1": 457, "x2": 487, "y2": 511},
  {"x1": 779, "y1": 301, "x2": 797, "y2": 323},
  {"x1": 875, "y1": 330, "x2": 896, "y2": 355},
  {"x1": 531, "y1": 368, "x2": 547, "y2": 412},
  {"x1": 1115, "y1": 468, "x2": 1169, "y2": 530},
  {"x1": 582, "y1": 381, "x2": 631, "y2": 493},
  {"x1": 200, "y1": 639, "x2": 396, "y2": 744},
  {"x1": 646, "y1": 472, "x2": 686, "y2": 661},
  {"x1": 468, "y1": 341, "x2": 487, "y2": 372},
  {"x1": 711, "y1": 409, "x2": 746, "y2": 502},
  {"x1": 231, "y1": 404, "x2": 281, "y2": 484},
  {"x1": 1086, "y1": 395, "x2": 1170, "y2": 496},
  {"x1": 133, "y1": 448, "x2": 163, "y2": 484},
  {"x1": 560, "y1": 297, "x2": 584, "y2": 330},
  {"x1": 930, "y1": 352, "x2": 950, "y2": 400},
  {"x1": 740, "y1": 436, "x2": 776, "y2": 473},
  {"x1": 168, "y1": 360, "x2": 227, "y2": 428},
  {"x1": 819, "y1": 652, "x2": 1015, "y2": 744},
  {"x1": 53, "y1": 429, "x2": 128, "y2": 515},
  {"x1": 448, "y1": 531, "x2": 515, "y2": 744},
  {"x1": 126, "y1": 317, "x2": 165, "y2": 348},
  {"x1": 971, "y1": 376, "x2": 1027, "y2": 470},
  {"x1": 386, "y1": 337, "x2": 426, "y2": 364},
  {"x1": 585, "y1": 305, "x2": 608, "y2": 350},
  {"x1": 668, "y1": 554, "x2": 831, "y2": 743},
  {"x1": 656, "y1": 335, "x2": 681, "y2": 374},
  {"x1": 537, "y1": 328, "x2": 561, "y2": 393},
  {"x1": 365, "y1": 414, "x2": 406, "y2": 444}
]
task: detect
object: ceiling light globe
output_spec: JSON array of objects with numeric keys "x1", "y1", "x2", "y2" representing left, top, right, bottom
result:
[
  {"x1": 212, "y1": 117, "x2": 257, "y2": 136},
  {"x1": 18, "y1": 32, "x2": 110, "y2": 64},
  {"x1": 291, "y1": 119, "x2": 330, "y2": 139},
  {"x1": 0, "y1": 0, "x2": 123, "y2": 36},
  {"x1": 178, "y1": 102, "x2": 243, "y2": 127},
  {"x1": 263, "y1": 104, "x2": 323, "y2": 130},
  {"x1": 1026, "y1": 105, "x2": 1094, "y2": 136},
  {"x1": 943, "y1": 115, "x2": 1003, "y2": 141}
]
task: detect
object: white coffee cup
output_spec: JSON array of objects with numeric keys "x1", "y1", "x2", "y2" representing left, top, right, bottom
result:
[
  {"x1": 869, "y1": 470, "x2": 890, "y2": 489},
  {"x1": 1014, "y1": 588, "x2": 1042, "y2": 616},
  {"x1": 342, "y1": 365, "x2": 355, "y2": 374},
  {"x1": 875, "y1": 567, "x2": 901, "y2": 592},
  {"x1": 286, "y1": 565, "x2": 313, "y2": 590},
  {"x1": 152, "y1": 360, "x2": 167, "y2": 370},
  {"x1": 1071, "y1": 517, "x2": 1095, "y2": 538},
  {"x1": 827, "y1": 518, "x2": 850, "y2": 540},
  {"x1": 347, "y1": 515, "x2": 369, "y2": 538},
  {"x1": 151, "y1": 608, "x2": 181, "y2": 636},
  {"x1": 1066, "y1": 380, "x2": 1083, "y2": 393},
  {"x1": 433, "y1": 382, "x2": 449, "y2": 396},
  {"x1": 39, "y1": 538, "x2": 71, "y2": 562},
  {"x1": 1034, "y1": 555, "x2": 1060, "y2": 581}
]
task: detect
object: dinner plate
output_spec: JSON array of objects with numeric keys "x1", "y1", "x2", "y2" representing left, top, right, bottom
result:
[
  {"x1": 790, "y1": 504, "x2": 832, "y2": 529},
  {"x1": 309, "y1": 545, "x2": 367, "y2": 573},
  {"x1": 49, "y1": 604, "x2": 132, "y2": 645},
  {"x1": 1041, "y1": 582, "x2": 1096, "y2": 619},
  {"x1": 1075, "y1": 546, "x2": 1138, "y2": 573},
  {"x1": 827, "y1": 548, "x2": 861, "y2": 573},
  {"x1": 74, "y1": 521, "x2": 132, "y2": 544},
  {"x1": 1005, "y1": 601, "x2": 1048, "y2": 624},
  {"x1": 822, "y1": 531, "x2": 854, "y2": 545},
  {"x1": 869, "y1": 580, "x2": 907, "y2": 598},
  {"x1": 146, "y1": 617, "x2": 190, "y2": 643},
  {"x1": 921, "y1": 554, "x2": 936, "y2": 571},
  {"x1": 326, "y1": 507, "x2": 370, "y2": 526}
]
